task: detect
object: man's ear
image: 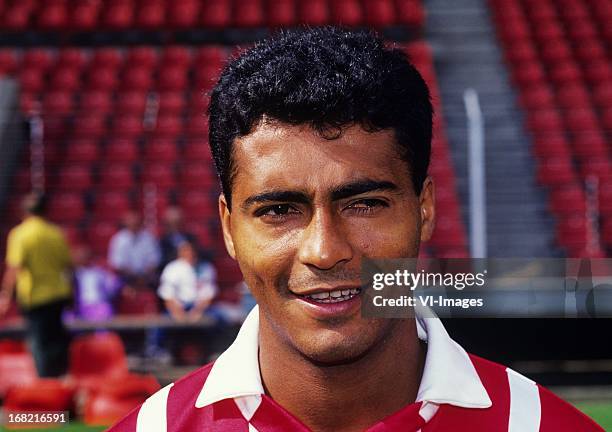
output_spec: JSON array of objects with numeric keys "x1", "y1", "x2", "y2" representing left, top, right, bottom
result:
[
  {"x1": 419, "y1": 177, "x2": 435, "y2": 242},
  {"x1": 218, "y1": 194, "x2": 236, "y2": 259}
]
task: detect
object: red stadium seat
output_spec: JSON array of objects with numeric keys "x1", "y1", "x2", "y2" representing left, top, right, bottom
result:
[
  {"x1": 571, "y1": 133, "x2": 609, "y2": 160},
  {"x1": 126, "y1": 47, "x2": 158, "y2": 69},
  {"x1": 563, "y1": 108, "x2": 600, "y2": 133},
  {"x1": 57, "y1": 48, "x2": 87, "y2": 70},
  {"x1": 90, "y1": 48, "x2": 123, "y2": 70},
  {"x1": 104, "y1": 138, "x2": 140, "y2": 163},
  {"x1": 518, "y1": 85, "x2": 555, "y2": 110},
  {"x1": 47, "y1": 192, "x2": 85, "y2": 223},
  {"x1": 395, "y1": 0, "x2": 425, "y2": 27},
  {"x1": 549, "y1": 184, "x2": 586, "y2": 216},
  {"x1": 37, "y1": 2, "x2": 68, "y2": 29},
  {"x1": 19, "y1": 69, "x2": 45, "y2": 93},
  {"x1": 117, "y1": 290, "x2": 159, "y2": 314},
  {"x1": 183, "y1": 142, "x2": 213, "y2": 161},
  {"x1": 98, "y1": 164, "x2": 135, "y2": 190},
  {"x1": 364, "y1": 0, "x2": 395, "y2": 26},
  {"x1": 0, "y1": 49, "x2": 17, "y2": 75},
  {"x1": 178, "y1": 191, "x2": 216, "y2": 218},
  {"x1": 549, "y1": 60, "x2": 582, "y2": 84},
  {"x1": 80, "y1": 91, "x2": 113, "y2": 113},
  {"x1": 162, "y1": 46, "x2": 192, "y2": 68},
  {"x1": 574, "y1": 39, "x2": 606, "y2": 62},
  {"x1": 83, "y1": 374, "x2": 160, "y2": 426},
  {"x1": 179, "y1": 162, "x2": 216, "y2": 188},
  {"x1": 556, "y1": 215, "x2": 588, "y2": 252},
  {"x1": 56, "y1": 165, "x2": 93, "y2": 191},
  {"x1": 111, "y1": 115, "x2": 144, "y2": 139},
  {"x1": 234, "y1": 0, "x2": 265, "y2": 27},
  {"x1": 532, "y1": 20, "x2": 564, "y2": 43},
  {"x1": 556, "y1": 84, "x2": 591, "y2": 109},
  {"x1": 567, "y1": 19, "x2": 598, "y2": 41},
  {"x1": 536, "y1": 157, "x2": 576, "y2": 186},
  {"x1": 69, "y1": 333, "x2": 128, "y2": 380},
  {"x1": 141, "y1": 162, "x2": 176, "y2": 190},
  {"x1": 121, "y1": 66, "x2": 154, "y2": 91},
  {"x1": 93, "y1": 191, "x2": 132, "y2": 220},
  {"x1": 87, "y1": 221, "x2": 117, "y2": 255},
  {"x1": 268, "y1": 0, "x2": 296, "y2": 27},
  {"x1": 504, "y1": 41, "x2": 539, "y2": 63},
  {"x1": 86, "y1": 66, "x2": 118, "y2": 91},
  {"x1": 42, "y1": 91, "x2": 74, "y2": 115},
  {"x1": 526, "y1": 109, "x2": 564, "y2": 132},
  {"x1": 22, "y1": 49, "x2": 54, "y2": 71},
  {"x1": 599, "y1": 181, "x2": 612, "y2": 217},
  {"x1": 185, "y1": 114, "x2": 209, "y2": 138},
  {"x1": 157, "y1": 92, "x2": 185, "y2": 115},
  {"x1": 4, "y1": 379, "x2": 75, "y2": 413},
  {"x1": 168, "y1": 0, "x2": 200, "y2": 28},
  {"x1": 116, "y1": 91, "x2": 147, "y2": 115},
  {"x1": 70, "y1": 1, "x2": 99, "y2": 30},
  {"x1": 583, "y1": 59, "x2": 612, "y2": 84},
  {"x1": 330, "y1": 0, "x2": 363, "y2": 26},
  {"x1": 428, "y1": 216, "x2": 466, "y2": 248},
  {"x1": 135, "y1": 1, "x2": 165, "y2": 28},
  {"x1": 72, "y1": 114, "x2": 107, "y2": 139},
  {"x1": 157, "y1": 66, "x2": 188, "y2": 91},
  {"x1": 511, "y1": 61, "x2": 546, "y2": 85},
  {"x1": 0, "y1": 351, "x2": 37, "y2": 399},
  {"x1": 299, "y1": 0, "x2": 329, "y2": 25},
  {"x1": 200, "y1": 0, "x2": 231, "y2": 28},
  {"x1": 144, "y1": 137, "x2": 178, "y2": 162},
  {"x1": 540, "y1": 39, "x2": 573, "y2": 64},
  {"x1": 154, "y1": 114, "x2": 183, "y2": 137},
  {"x1": 102, "y1": 2, "x2": 134, "y2": 29},
  {"x1": 2, "y1": 5, "x2": 31, "y2": 31}
]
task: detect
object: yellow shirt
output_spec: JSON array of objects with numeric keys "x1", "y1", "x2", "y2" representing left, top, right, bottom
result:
[{"x1": 5, "y1": 216, "x2": 72, "y2": 309}]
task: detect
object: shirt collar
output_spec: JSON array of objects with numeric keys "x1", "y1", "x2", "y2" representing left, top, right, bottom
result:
[{"x1": 196, "y1": 304, "x2": 492, "y2": 410}]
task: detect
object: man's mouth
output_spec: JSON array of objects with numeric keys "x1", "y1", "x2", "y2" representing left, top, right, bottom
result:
[{"x1": 297, "y1": 288, "x2": 361, "y2": 304}]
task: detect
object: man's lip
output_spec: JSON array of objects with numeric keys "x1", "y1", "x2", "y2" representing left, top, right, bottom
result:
[{"x1": 290, "y1": 285, "x2": 362, "y2": 296}]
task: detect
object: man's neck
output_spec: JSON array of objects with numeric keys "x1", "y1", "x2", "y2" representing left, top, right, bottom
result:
[{"x1": 259, "y1": 317, "x2": 426, "y2": 432}]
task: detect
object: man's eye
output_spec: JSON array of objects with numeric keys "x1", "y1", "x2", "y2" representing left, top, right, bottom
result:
[
  {"x1": 346, "y1": 199, "x2": 388, "y2": 214},
  {"x1": 256, "y1": 204, "x2": 298, "y2": 218}
]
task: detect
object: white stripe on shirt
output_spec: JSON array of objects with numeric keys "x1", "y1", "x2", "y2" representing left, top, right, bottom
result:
[
  {"x1": 506, "y1": 368, "x2": 541, "y2": 432},
  {"x1": 137, "y1": 383, "x2": 174, "y2": 432}
]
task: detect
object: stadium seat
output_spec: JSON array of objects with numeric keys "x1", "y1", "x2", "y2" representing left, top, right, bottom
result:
[
  {"x1": 87, "y1": 221, "x2": 117, "y2": 255},
  {"x1": 179, "y1": 162, "x2": 216, "y2": 188},
  {"x1": 0, "y1": 351, "x2": 37, "y2": 399},
  {"x1": 141, "y1": 162, "x2": 176, "y2": 190},
  {"x1": 0, "y1": 49, "x2": 17, "y2": 75},
  {"x1": 395, "y1": 0, "x2": 425, "y2": 27},
  {"x1": 69, "y1": 333, "x2": 128, "y2": 379},
  {"x1": 144, "y1": 137, "x2": 179, "y2": 162},
  {"x1": 154, "y1": 114, "x2": 183, "y2": 137},
  {"x1": 183, "y1": 141, "x2": 213, "y2": 161},
  {"x1": 549, "y1": 184, "x2": 587, "y2": 216},
  {"x1": 268, "y1": 0, "x2": 296, "y2": 27},
  {"x1": 117, "y1": 289, "x2": 159, "y2": 314},
  {"x1": 46, "y1": 192, "x2": 86, "y2": 223},
  {"x1": 70, "y1": 1, "x2": 100, "y2": 30},
  {"x1": 72, "y1": 114, "x2": 107, "y2": 139},
  {"x1": 104, "y1": 138, "x2": 140, "y2": 163},
  {"x1": 37, "y1": 2, "x2": 68, "y2": 29},
  {"x1": 102, "y1": 2, "x2": 134, "y2": 29},
  {"x1": 80, "y1": 91, "x2": 113, "y2": 113},
  {"x1": 121, "y1": 66, "x2": 154, "y2": 91},
  {"x1": 299, "y1": 0, "x2": 329, "y2": 25},
  {"x1": 49, "y1": 66, "x2": 81, "y2": 92},
  {"x1": 83, "y1": 374, "x2": 160, "y2": 426},
  {"x1": 157, "y1": 66, "x2": 188, "y2": 91},
  {"x1": 178, "y1": 191, "x2": 216, "y2": 218},
  {"x1": 536, "y1": 157, "x2": 576, "y2": 186},
  {"x1": 168, "y1": 0, "x2": 200, "y2": 28},
  {"x1": 3, "y1": 379, "x2": 75, "y2": 413},
  {"x1": 90, "y1": 48, "x2": 123, "y2": 70},
  {"x1": 93, "y1": 191, "x2": 132, "y2": 221},
  {"x1": 111, "y1": 115, "x2": 144, "y2": 139},
  {"x1": 136, "y1": 1, "x2": 165, "y2": 28},
  {"x1": 162, "y1": 46, "x2": 192, "y2": 68},
  {"x1": 234, "y1": 0, "x2": 265, "y2": 27},
  {"x1": 22, "y1": 49, "x2": 54, "y2": 71},
  {"x1": 116, "y1": 91, "x2": 147, "y2": 115},
  {"x1": 98, "y1": 163, "x2": 135, "y2": 190},
  {"x1": 86, "y1": 66, "x2": 119, "y2": 91},
  {"x1": 364, "y1": 0, "x2": 395, "y2": 26},
  {"x1": 200, "y1": 0, "x2": 231, "y2": 28},
  {"x1": 56, "y1": 165, "x2": 93, "y2": 191},
  {"x1": 330, "y1": 0, "x2": 363, "y2": 26},
  {"x1": 43, "y1": 91, "x2": 74, "y2": 115}
]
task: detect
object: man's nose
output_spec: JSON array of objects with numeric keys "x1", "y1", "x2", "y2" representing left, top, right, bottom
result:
[{"x1": 298, "y1": 209, "x2": 353, "y2": 270}]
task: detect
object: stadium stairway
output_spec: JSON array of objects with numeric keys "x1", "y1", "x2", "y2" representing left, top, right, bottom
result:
[{"x1": 424, "y1": 0, "x2": 561, "y2": 257}]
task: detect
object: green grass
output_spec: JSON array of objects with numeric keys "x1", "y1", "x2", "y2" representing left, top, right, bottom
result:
[{"x1": 576, "y1": 401, "x2": 612, "y2": 431}]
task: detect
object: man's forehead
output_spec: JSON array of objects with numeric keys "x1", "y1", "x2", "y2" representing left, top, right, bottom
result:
[{"x1": 233, "y1": 122, "x2": 403, "y2": 171}]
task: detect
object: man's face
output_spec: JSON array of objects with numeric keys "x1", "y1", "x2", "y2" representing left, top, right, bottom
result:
[{"x1": 219, "y1": 123, "x2": 435, "y2": 364}]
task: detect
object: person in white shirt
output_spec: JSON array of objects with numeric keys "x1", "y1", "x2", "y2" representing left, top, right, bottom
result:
[
  {"x1": 108, "y1": 210, "x2": 161, "y2": 287},
  {"x1": 158, "y1": 240, "x2": 217, "y2": 322}
]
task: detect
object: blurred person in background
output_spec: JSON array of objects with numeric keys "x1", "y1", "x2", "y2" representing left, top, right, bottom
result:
[
  {"x1": 159, "y1": 206, "x2": 198, "y2": 268},
  {"x1": 158, "y1": 240, "x2": 217, "y2": 322},
  {"x1": 0, "y1": 192, "x2": 72, "y2": 377},
  {"x1": 108, "y1": 209, "x2": 161, "y2": 289},
  {"x1": 65, "y1": 244, "x2": 121, "y2": 322}
]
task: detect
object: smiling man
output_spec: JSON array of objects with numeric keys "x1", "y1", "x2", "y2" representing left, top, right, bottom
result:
[{"x1": 109, "y1": 28, "x2": 603, "y2": 431}]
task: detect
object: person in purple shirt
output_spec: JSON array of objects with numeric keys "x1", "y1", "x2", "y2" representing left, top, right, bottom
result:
[{"x1": 67, "y1": 245, "x2": 121, "y2": 322}]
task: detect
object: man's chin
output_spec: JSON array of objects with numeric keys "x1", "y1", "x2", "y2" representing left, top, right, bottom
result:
[{"x1": 293, "y1": 332, "x2": 376, "y2": 367}]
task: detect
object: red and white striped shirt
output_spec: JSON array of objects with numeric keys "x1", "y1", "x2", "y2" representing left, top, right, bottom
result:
[{"x1": 109, "y1": 306, "x2": 604, "y2": 431}]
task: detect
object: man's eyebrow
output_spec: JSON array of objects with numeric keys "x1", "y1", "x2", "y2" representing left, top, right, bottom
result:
[
  {"x1": 330, "y1": 179, "x2": 398, "y2": 201},
  {"x1": 241, "y1": 190, "x2": 310, "y2": 210}
]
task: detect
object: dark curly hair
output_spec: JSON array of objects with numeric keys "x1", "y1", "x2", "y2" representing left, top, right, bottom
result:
[{"x1": 208, "y1": 27, "x2": 433, "y2": 210}]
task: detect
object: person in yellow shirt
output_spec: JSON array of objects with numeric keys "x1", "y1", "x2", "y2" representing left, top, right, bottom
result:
[{"x1": 0, "y1": 192, "x2": 73, "y2": 377}]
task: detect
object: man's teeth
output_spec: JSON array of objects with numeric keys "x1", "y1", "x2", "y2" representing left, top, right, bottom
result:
[{"x1": 304, "y1": 288, "x2": 360, "y2": 303}]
